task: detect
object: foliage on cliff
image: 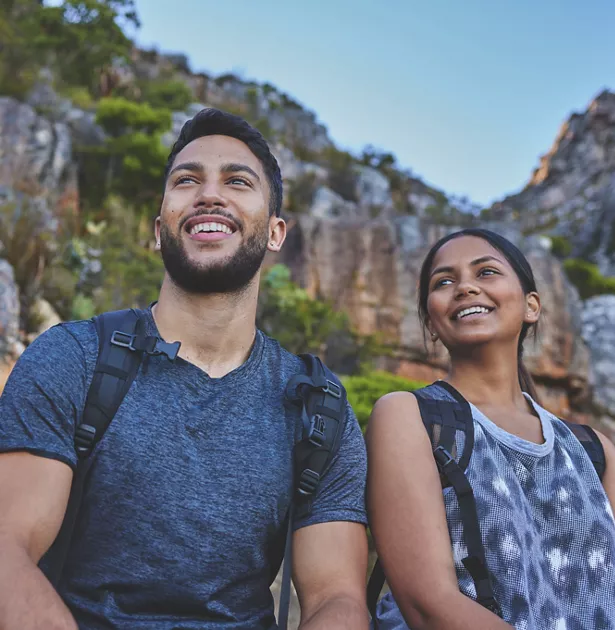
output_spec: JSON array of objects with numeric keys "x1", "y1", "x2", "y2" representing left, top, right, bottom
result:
[{"x1": 0, "y1": 0, "x2": 138, "y2": 99}]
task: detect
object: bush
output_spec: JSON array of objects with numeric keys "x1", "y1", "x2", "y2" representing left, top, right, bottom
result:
[
  {"x1": 343, "y1": 371, "x2": 426, "y2": 433},
  {"x1": 549, "y1": 235, "x2": 572, "y2": 258},
  {"x1": 140, "y1": 79, "x2": 194, "y2": 112},
  {"x1": 563, "y1": 258, "x2": 615, "y2": 299},
  {"x1": 321, "y1": 147, "x2": 358, "y2": 202},
  {"x1": 257, "y1": 264, "x2": 348, "y2": 356}
]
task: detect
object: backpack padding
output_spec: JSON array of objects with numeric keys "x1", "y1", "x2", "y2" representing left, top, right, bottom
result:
[
  {"x1": 278, "y1": 354, "x2": 347, "y2": 630},
  {"x1": 367, "y1": 383, "x2": 476, "y2": 621},
  {"x1": 41, "y1": 309, "x2": 145, "y2": 587},
  {"x1": 564, "y1": 421, "x2": 606, "y2": 481}
]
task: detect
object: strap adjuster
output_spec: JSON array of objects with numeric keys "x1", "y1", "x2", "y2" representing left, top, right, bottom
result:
[
  {"x1": 111, "y1": 330, "x2": 136, "y2": 351},
  {"x1": 322, "y1": 379, "x2": 341, "y2": 399},
  {"x1": 307, "y1": 414, "x2": 326, "y2": 447},
  {"x1": 433, "y1": 445, "x2": 455, "y2": 470},
  {"x1": 74, "y1": 423, "x2": 97, "y2": 458},
  {"x1": 298, "y1": 469, "x2": 320, "y2": 496}
]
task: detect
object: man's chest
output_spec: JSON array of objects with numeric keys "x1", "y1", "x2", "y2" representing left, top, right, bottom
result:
[{"x1": 81, "y1": 378, "x2": 300, "y2": 544}]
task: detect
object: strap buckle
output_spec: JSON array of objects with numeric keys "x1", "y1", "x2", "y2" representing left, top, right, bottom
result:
[
  {"x1": 433, "y1": 445, "x2": 455, "y2": 471},
  {"x1": 74, "y1": 423, "x2": 97, "y2": 458},
  {"x1": 322, "y1": 379, "x2": 341, "y2": 400},
  {"x1": 298, "y1": 469, "x2": 320, "y2": 496},
  {"x1": 307, "y1": 414, "x2": 326, "y2": 447},
  {"x1": 110, "y1": 330, "x2": 136, "y2": 351}
]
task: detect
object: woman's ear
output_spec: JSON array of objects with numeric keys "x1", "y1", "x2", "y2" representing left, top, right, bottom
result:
[{"x1": 524, "y1": 292, "x2": 541, "y2": 325}]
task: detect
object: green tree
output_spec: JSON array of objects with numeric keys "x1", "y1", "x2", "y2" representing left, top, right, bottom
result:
[
  {"x1": 257, "y1": 264, "x2": 348, "y2": 355},
  {"x1": 79, "y1": 97, "x2": 171, "y2": 214}
]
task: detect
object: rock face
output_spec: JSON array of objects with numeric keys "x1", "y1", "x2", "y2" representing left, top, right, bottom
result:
[
  {"x1": 278, "y1": 216, "x2": 594, "y2": 423},
  {"x1": 582, "y1": 295, "x2": 615, "y2": 439},
  {"x1": 489, "y1": 90, "x2": 615, "y2": 275},
  {"x1": 0, "y1": 97, "x2": 79, "y2": 225}
]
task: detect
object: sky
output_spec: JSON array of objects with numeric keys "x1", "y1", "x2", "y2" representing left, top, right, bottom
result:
[{"x1": 133, "y1": 0, "x2": 615, "y2": 207}]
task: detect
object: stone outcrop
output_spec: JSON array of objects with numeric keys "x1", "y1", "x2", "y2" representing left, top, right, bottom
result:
[
  {"x1": 582, "y1": 295, "x2": 615, "y2": 439},
  {"x1": 277, "y1": 216, "x2": 596, "y2": 426},
  {"x1": 489, "y1": 90, "x2": 615, "y2": 275},
  {"x1": 0, "y1": 97, "x2": 79, "y2": 225}
]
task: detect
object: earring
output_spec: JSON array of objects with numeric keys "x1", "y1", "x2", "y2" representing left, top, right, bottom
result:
[{"x1": 431, "y1": 332, "x2": 438, "y2": 341}]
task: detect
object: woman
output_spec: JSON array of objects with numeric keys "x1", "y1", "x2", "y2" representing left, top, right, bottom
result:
[{"x1": 367, "y1": 229, "x2": 615, "y2": 629}]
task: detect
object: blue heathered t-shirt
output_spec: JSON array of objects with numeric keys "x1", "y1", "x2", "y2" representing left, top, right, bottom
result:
[{"x1": 0, "y1": 308, "x2": 368, "y2": 629}]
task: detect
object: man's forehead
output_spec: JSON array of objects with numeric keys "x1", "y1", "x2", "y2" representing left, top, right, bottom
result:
[{"x1": 172, "y1": 135, "x2": 263, "y2": 173}]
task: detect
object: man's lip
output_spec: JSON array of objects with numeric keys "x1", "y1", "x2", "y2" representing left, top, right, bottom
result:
[
  {"x1": 183, "y1": 214, "x2": 239, "y2": 233},
  {"x1": 451, "y1": 303, "x2": 495, "y2": 320}
]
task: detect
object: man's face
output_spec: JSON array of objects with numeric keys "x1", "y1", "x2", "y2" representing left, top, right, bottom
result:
[{"x1": 156, "y1": 134, "x2": 284, "y2": 295}]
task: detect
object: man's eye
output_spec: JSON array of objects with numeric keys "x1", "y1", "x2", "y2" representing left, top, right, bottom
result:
[
  {"x1": 228, "y1": 177, "x2": 250, "y2": 186},
  {"x1": 176, "y1": 176, "x2": 196, "y2": 185}
]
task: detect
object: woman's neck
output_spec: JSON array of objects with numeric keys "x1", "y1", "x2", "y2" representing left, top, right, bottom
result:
[{"x1": 445, "y1": 343, "x2": 529, "y2": 412}]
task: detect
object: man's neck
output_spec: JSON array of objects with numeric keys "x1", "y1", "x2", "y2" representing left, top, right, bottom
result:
[{"x1": 152, "y1": 277, "x2": 260, "y2": 378}]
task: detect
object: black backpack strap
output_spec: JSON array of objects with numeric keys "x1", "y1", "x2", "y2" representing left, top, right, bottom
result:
[
  {"x1": 367, "y1": 382, "x2": 502, "y2": 621},
  {"x1": 43, "y1": 308, "x2": 181, "y2": 587},
  {"x1": 564, "y1": 421, "x2": 606, "y2": 481},
  {"x1": 277, "y1": 354, "x2": 347, "y2": 630}
]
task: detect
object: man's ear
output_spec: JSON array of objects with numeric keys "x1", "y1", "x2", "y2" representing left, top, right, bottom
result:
[
  {"x1": 267, "y1": 216, "x2": 286, "y2": 253},
  {"x1": 154, "y1": 216, "x2": 161, "y2": 251},
  {"x1": 524, "y1": 291, "x2": 541, "y2": 325}
]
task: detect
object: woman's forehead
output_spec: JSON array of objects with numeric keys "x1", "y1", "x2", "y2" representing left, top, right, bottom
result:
[{"x1": 431, "y1": 236, "x2": 505, "y2": 267}]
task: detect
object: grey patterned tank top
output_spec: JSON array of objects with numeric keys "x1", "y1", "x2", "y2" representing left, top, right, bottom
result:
[{"x1": 374, "y1": 382, "x2": 615, "y2": 629}]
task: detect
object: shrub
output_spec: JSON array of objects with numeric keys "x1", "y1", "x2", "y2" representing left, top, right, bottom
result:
[
  {"x1": 140, "y1": 79, "x2": 194, "y2": 112},
  {"x1": 549, "y1": 235, "x2": 572, "y2": 258},
  {"x1": 563, "y1": 258, "x2": 615, "y2": 299},
  {"x1": 321, "y1": 147, "x2": 358, "y2": 202},
  {"x1": 342, "y1": 371, "x2": 426, "y2": 434},
  {"x1": 257, "y1": 264, "x2": 348, "y2": 356}
]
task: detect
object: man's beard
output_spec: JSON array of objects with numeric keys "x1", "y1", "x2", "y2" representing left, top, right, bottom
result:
[{"x1": 159, "y1": 219, "x2": 269, "y2": 295}]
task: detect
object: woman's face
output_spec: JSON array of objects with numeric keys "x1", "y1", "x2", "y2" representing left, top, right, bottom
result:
[{"x1": 425, "y1": 236, "x2": 540, "y2": 351}]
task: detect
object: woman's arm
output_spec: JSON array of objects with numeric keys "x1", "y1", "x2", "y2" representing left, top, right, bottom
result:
[
  {"x1": 595, "y1": 430, "x2": 615, "y2": 509},
  {"x1": 366, "y1": 392, "x2": 512, "y2": 630}
]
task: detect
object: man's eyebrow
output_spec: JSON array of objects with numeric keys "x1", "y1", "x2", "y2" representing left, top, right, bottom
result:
[
  {"x1": 430, "y1": 255, "x2": 504, "y2": 277},
  {"x1": 168, "y1": 161, "x2": 203, "y2": 178},
  {"x1": 220, "y1": 162, "x2": 261, "y2": 183}
]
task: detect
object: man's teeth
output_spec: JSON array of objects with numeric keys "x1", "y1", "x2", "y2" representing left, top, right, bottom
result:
[
  {"x1": 190, "y1": 222, "x2": 233, "y2": 235},
  {"x1": 456, "y1": 306, "x2": 491, "y2": 320}
]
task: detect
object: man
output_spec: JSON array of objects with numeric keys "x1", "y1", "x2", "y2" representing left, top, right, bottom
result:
[{"x1": 0, "y1": 109, "x2": 369, "y2": 629}]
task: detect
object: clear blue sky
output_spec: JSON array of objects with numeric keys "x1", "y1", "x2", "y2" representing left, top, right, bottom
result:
[{"x1": 133, "y1": 0, "x2": 615, "y2": 207}]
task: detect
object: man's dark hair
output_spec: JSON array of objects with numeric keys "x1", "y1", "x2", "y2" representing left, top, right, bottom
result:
[{"x1": 165, "y1": 108, "x2": 283, "y2": 217}]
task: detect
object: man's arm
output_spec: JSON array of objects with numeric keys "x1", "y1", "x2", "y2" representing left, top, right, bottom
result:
[
  {"x1": 292, "y1": 520, "x2": 369, "y2": 630},
  {"x1": 0, "y1": 452, "x2": 77, "y2": 630},
  {"x1": 366, "y1": 392, "x2": 513, "y2": 630}
]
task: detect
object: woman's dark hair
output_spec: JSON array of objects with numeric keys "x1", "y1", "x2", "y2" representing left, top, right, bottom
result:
[
  {"x1": 418, "y1": 228, "x2": 539, "y2": 400},
  {"x1": 165, "y1": 108, "x2": 283, "y2": 217}
]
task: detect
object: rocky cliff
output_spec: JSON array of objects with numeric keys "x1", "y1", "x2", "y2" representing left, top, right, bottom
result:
[
  {"x1": 0, "y1": 54, "x2": 613, "y2": 441},
  {"x1": 488, "y1": 90, "x2": 615, "y2": 275}
]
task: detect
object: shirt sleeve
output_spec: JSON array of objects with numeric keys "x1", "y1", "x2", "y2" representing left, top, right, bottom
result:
[
  {"x1": 0, "y1": 324, "x2": 90, "y2": 470},
  {"x1": 294, "y1": 399, "x2": 368, "y2": 530}
]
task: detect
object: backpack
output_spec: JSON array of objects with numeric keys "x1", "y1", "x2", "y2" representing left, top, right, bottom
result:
[
  {"x1": 366, "y1": 380, "x2": 607, "y2": 625},
  {"x1": 41, "y1": 308, "x2": 347, "y2": 630}
]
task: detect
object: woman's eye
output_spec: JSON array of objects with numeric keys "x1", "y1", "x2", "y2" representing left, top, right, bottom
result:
[
  {"x1": 434, "y1": 278, "x2": 453, "y2": 288},
  {"x1": 479, "y1": 268, "x2": 498, "y2": 277}
]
